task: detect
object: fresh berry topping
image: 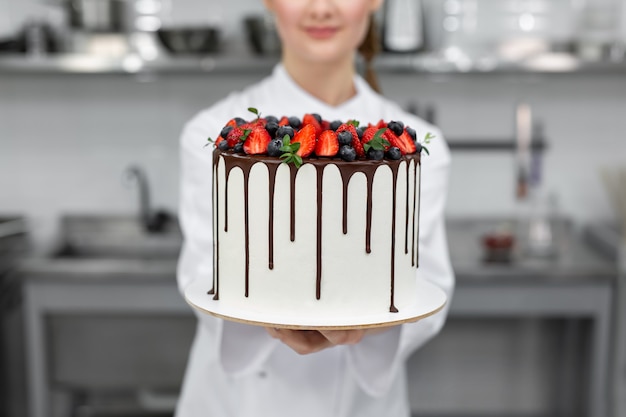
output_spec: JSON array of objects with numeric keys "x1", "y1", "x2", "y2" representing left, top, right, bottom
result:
[
  {"x1": 311, "y1": 113, "x2": 322, "y2": 123},
  {"x1": 288, "y1": 116, "x2": 302, "y2": 129},
  {"x1": 226, "y1": 127, "x2": 246, "y2": 147},
  {"x1": 368, "y1": 119, "x2": 386, "y2": 129},
  {"x1": 321, "y1": 119, "x2": 331, "y2": 131},
  {"x1": 233, "y1": 142, "x2": 244, "y2": 153},
  {"x1": 337, "y1": 130, "x2": 353, "y2": 146},
  {"x1": 278, "y1": 116, "x2": 290, "y2": 126},
  {"x1": 267, "y1": 138, "x2": 284, "y2": 157},
  {"x1": 414, "y1": 141, "x2": 422, "y2": 153},
  {"x1": 302, "y1": 113, "x2": 323, "y2": 136},
  {"x1": 387, "y1": 120, "x2": 404, "y2": 136},
  {"x1": 405, "y1": 126, "x2": 417, "y2": 141},
  {"x1": 275, "y1": 125, "x2": 295, "y2": 140},
  {"x1": 265, "y1": 115, "x2": 279, "y2": 124},
  {"x1": 383, "y1": 129, "x2": 417, "y2": 155},
  {"x1": 367, "y1": 148, "x2": 384, "y2": 160},
  {"x1": 292, "y1": 124, "x2": 316, "y2": 157},
  {"x1": 315, "y1": 130, "x2": 339, "y2": 157},
  {"x1": 220, "y1": 125, "x2": 234, "y2": 138},
  {"x1": 329, "y1": 120, "x2": 342, "y2": 131},
  {"x1": 336, "y1": 123, "x2": 364, "y2": 158},
  {"x1": 339, "y1": 145, "x2": 357, "y2": 162},
  {"x1": 360, "y1": 126, "x2": 380, "y2": 147},
  {"x1": 217, "y1": 140, "x2": 230, "y2": 151},
  {"x1": 386, "y1": 146, "x2": 402, "y2": 160},
  {"x1": 234, "y1": 117, "x2": 247, "y2": 126},
  {"x1": 225, "y1": 118, "x2": 238, "y2": 128},
  {"x1": 265, "y1": 121, "x2": 279, "y2": 137},
  {"x1": 356, "y1": 126, "x2": 366, "y2": 139},
  {"x1": 243, "y1": 127, "x2": 271, "y2": 155}
]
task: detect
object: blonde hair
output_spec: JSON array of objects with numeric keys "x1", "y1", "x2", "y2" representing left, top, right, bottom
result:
[{"x1": 358, "y1": 15, "x2": 382, "y2": 94}]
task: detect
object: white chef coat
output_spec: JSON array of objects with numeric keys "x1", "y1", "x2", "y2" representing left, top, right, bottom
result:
[{"x1": 176, "y1": 64, "x2": 455, "y2": 417}]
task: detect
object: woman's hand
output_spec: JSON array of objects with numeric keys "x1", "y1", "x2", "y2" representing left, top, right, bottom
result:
[{"x1": 265, "y1": 327, "x2": 388, "y2": 355}]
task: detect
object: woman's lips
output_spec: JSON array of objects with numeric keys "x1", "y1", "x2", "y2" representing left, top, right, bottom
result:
[{"x1": 305, "y1": 26, "x2": 339, "y2": 39}]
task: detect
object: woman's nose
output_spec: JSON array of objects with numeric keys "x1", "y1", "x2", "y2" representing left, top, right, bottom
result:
[{"x1": 307, "y1": 0, "x2": 337, "y2": 19}]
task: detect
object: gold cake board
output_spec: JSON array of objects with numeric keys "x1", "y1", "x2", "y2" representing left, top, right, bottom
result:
[{"x1": 184, "y1": 278, "x2": 447, "y2": 330}]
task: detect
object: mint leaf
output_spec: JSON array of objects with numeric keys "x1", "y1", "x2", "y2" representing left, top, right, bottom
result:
[
  {"x1": 424, "y1": 132, "x2": 436, "y2": 144},
  {"x1": 204, "y1": 137, "x2": 215, "y2": 148},
  {"x1": 248, "y1": 107, "x2": 260, "y2": 120},
  {"x1": 347, "y1": 120, "x2": 360, "y2": 128},
  {"x1": 241, "y1": 129, "x2": 252, "y2": 142}
]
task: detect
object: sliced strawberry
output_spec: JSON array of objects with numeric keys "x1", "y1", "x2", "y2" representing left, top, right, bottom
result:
[
  {"x1": 315, "y1": 130, "x2": 339, "y2": 157},
  {"x1": 278, "y1": 116, "x2": 290, "y2": 126},
  {"x1": 383, "y1": 129, "x2": 416, "y2": 155},
  {"x1": 367, "y1": 119, "x2": 386, "y2": 129},
  {"x1": 302, "y1": 113, "x2": 323, "y2": 136},
  {"x1": 225, "y1": 118, "x2": 238, "y2": 128},
  {"x1": 360, "y1": 126, "x2": 380, "y2": 146},
  {"x1": 321, "y1": 120, "x2": 331, "y2": 131},
  {"x1": 292, "y1": 124, "x2": 316, "y2": 157},
  {"x1": 243, "y1": 127, "x2": 271, "y2": 155},
  {"x1": 215, "y1": 135, "x2": 225, "y2": 146},
  {"x1": 226, "y1": 127, "x2": 246, "y2": 147},
  {"x1": 337, "y1": 123, "x2": 364, "y2": 158}
]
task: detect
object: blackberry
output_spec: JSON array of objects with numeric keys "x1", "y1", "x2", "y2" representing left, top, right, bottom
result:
[
  {"x1": 387, "y1": 120, "x2": 404, "y2": 136},
  {"x1": 288, "y1": 116, "x2": 302, "y2": 129},
  {"x1": 339, "y1": 145, "x2": 357, "y2": 162},
  {"x1": 267, "y1": 138, "x2": 283, "y2": 157},
  {"x1": 337, "y1": 130, "x2": 353, "y2": 146},
  {"x1": 385, "y1": 146, "x2": 402, "y2": 160}
]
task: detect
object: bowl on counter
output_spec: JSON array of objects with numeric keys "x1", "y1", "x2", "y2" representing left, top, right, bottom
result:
[
  {"x1": 156, "y1": 27, "x2": 220, "y2": 55},
  {"x1": 243, "y1": 15, "x2": 281, "y2": 55}
]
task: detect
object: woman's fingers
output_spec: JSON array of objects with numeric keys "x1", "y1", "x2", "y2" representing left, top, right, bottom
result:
[{"x1": 266, "y1": 328, "x2": 333, "y2": 355}]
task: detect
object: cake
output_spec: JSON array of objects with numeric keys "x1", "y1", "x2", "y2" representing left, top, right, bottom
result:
[{"x1": 208, "y1": 110, "x2": 429, "y2": 320}]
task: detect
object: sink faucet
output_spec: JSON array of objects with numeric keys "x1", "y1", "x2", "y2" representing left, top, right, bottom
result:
[{"x1": 124, "y1": 165, "x2": 171, "y2": 233}]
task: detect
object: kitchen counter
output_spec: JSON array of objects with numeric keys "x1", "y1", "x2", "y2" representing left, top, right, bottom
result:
[{"x1": 17, "y1": 216, "x2": 616, "y2": 417}]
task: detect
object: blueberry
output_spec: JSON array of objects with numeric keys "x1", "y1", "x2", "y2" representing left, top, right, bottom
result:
[
  {"x1": 217, "y1": 140, "x2": 230, "y2": 151},
  {"x1": 356, "y1": 126, "x2": 366, "y2": 139},
  {"x1": 265, "y1": 121, "x2": 279, "y2": 138},
  {"x1": 367, "y1": 148, "x2": 384, "y2": 160},
  {"x1": 265, "y1": 115, "x2": 279, "y2": 124},
  {"x1": 311, "y1": 113, "x2": 322, "y2": 123},
  {"x1": 414, "y1": 142, "x2": 422, "y2": 153},
  {"x1": 288, "y1": 116, "x2": 301, "y2": 129},
  {"x1": 276, "y1": 125, "x2": 295, "y2": 139},
  {"x1": 267, "y1": 138, "x2": 283, "y2": 157},
  {"x1": 339, "y1": 145, "x2": 356, "y2": 162},
  {"x1": 234, "y1": 117, "x2": 247, "y2": 126},
  {"x1": 233, "y1": 142, "x2": 244, "y2": 153},
  {"x1": 329, "y1": 120, "x2": 342, "y2": 131},
  {"x1": 220, "y1": 125, "x2": 233, "y2": 138},
  {"x1": 385, "y1": 146, "x2": 402, "y2": 160},
  {"x1": 406, "y1": 126, "x2": 417, "y2": 141},
  {"x1": 387, "y1": 120, "x2": 404, "y2": 136},
  {"x1": 337, "y1": 130, "x2": 353, "y2": 146}
]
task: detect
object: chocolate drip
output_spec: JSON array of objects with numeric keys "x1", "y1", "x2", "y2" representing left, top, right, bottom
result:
[
  {"x1": 389, "y1": 162, "x2": 400, "y2": 313},
  {"x1": 416, "y1": 163, "x2": 422, "y2": 268},
  {"x1": 315, "y1": 165, "x2": 324, "y2": 300},
  {"x1": 404, "y1": 161, "x2": 410, "y2": 254},
  {"x1": 267, "y1": 164, "x2": 279, "y2": 270},
  {"x1": 210, "y1": 151, "x2": 219, "y2": 298},
  {"x1": 411, "y1": 161, "x2": 417, "y2": 267},
  {"x1": 212, "y1": 151, "x2": 420, "y2": 305}
]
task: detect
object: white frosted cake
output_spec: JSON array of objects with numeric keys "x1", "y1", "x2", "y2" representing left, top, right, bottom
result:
[{"x1": 208, "y1": 113, "x2": 425, "y2": 320}]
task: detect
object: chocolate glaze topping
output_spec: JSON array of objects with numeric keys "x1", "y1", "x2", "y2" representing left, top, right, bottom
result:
[{"x1": 213, "y1": 150, "x2": 421, "y2": 311}]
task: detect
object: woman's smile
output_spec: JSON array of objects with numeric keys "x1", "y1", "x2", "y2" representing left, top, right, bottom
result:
[{"x1": 304, "y1": 26, "x2": 340, "y2": 40}]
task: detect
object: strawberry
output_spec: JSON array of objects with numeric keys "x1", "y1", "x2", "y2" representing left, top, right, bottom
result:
[
  {"x1": 243, "y1": 127, "x2": 271, "y2": 155},
  {"x1": 367, "y1": 119, "x2": 386, "y2": 129},
  {"x1": 292, "y1": 124, "x2": 316, "y2": 157},
  {"x1": 215, "y1": 135, "x2": 225, "y2": 146},
  {"x1": 278, "y1": 116, "x2": 290, "y2": 126},
  {"x1": 360, "y1": 126, "x2": 382, "y2": 147},
  {"x1": 225, "y1": 118, "x2": 238, "y2": 128},
  {"x1": 226, "y1": 127, "x2": 246, "y2": 147},
  {"x1": 383, "y1": 129, "x2": 416, "y2": 155},
  {"x1": 315, "y1": 130, "x2": 339, "y2": 157},
  {"x1": 321, "y1": 119, "x2": 331, "y2": 131},
  {"x1": 337, "y1": 123, "x2": 364, "y2": 158},
  {"x1": 302, "y1": 113, "x2": 323, "y2": 136}
]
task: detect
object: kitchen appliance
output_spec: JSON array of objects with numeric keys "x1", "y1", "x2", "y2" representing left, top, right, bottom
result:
[
  {"x1": 156, "y1": 26, "x2": 220, "y2": 55},
  {"x1": 382, "y1": 0, "x2": 424, "y2": 53}
]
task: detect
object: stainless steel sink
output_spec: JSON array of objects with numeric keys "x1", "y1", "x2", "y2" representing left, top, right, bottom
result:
[{"x1": 54, "y1": 214, "x2": 182, "y2": 260}]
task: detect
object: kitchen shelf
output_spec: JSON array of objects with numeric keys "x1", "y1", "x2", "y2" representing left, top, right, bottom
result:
[{"x1": 1, "y1": 51, "x2": 626, "y2": 75}]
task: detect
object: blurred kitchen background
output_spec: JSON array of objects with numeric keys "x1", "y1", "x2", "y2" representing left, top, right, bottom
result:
[{"x1": 1, "y1": 0, "x2": 626, "y2": 416}]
